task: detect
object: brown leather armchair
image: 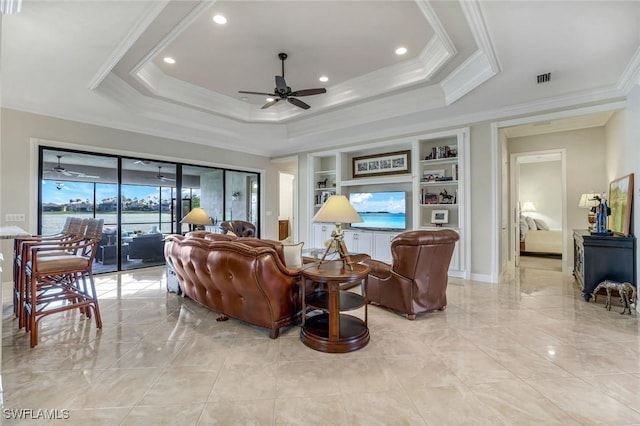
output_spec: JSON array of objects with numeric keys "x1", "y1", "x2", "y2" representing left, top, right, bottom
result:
[
  {"x1": 362, "y1": 230, "x2": 459, "y2": 320},
  {"x1": 219, "y1": 220, "x2": 256, "y2": 237}
]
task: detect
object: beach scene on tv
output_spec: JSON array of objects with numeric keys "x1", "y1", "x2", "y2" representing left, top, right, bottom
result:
[{"x1": 349, "y1": 191, "x2": 406, "y2": 230}]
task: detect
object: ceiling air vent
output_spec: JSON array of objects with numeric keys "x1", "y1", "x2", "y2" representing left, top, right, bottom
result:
[{"x1": 537, "y1": 73, "x2": 551, "y2": 84}]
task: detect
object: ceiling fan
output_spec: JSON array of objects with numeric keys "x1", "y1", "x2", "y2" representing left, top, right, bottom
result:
[
  {"x1": 239, "y1": 52, "x2": 327, "y2": 110},
  {"x1": 156, "y1": 166, "x2": 175, "y2": 182},
  {"x1": 46, "y1": 155, "x2": 99, "y2": 179}
]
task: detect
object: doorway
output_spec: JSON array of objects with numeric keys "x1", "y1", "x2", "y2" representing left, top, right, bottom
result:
[
  {"x1": 278, "y1": 172, "x2": 296, "y2": 241},
  {"x1": 509, "y1": 150, "x2": 566, "y2": 272}
]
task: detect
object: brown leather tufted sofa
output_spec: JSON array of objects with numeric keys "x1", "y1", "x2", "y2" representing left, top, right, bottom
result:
[
  {"x1": 362, "y1": 230, "x2": 459, "y2": 320},
  {"x1": 165, "y1": 234, "x2": 301, "y2": 338}
]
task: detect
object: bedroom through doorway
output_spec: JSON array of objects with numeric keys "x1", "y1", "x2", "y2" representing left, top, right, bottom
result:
[{"x1": 511, "y1": 150, "x2": 566, "y2": 272}]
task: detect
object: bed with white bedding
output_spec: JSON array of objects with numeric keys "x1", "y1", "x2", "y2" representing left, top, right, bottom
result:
[
  {"x1": 521, "y1": 230, "x2": 562, "y2": 254},
  {"x1": 520, "y1": 216, "x2": 562, "y2": 255}
]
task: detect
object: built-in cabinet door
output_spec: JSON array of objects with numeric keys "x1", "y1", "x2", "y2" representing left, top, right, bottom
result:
[
  {"x1": 342, "y1": 230, "x2": 373, "y2": 255},
  {"x1": 312, "y1": 223, "x2": 331, "y2": 248},
  {"x1": 372, "y1": 232, "x2": 399, "y2": 263}
]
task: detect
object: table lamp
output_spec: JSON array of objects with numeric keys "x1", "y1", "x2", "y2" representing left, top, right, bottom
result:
[
  {"x1": 521, "y1": 201, "x2": 536, "y2": 214},
  {"x1": 578, "y1": 193, "x2": 599, "y2": 230},
  {"x1": 312, "y1": 195, "x2": 363, "y2": 270},
  {"x1": 181, "y1": 207, "x2": 213, "y2": 231}
]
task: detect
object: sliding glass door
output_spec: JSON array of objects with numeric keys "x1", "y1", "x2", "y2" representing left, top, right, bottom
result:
[{"x1": 39, "y1": 147, "x2": 260, "y2": 274}]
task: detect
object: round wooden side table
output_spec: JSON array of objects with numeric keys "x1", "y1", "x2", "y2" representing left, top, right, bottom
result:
[{"x1": 300, "y1": 261, "x2": 370, "y2": 353}]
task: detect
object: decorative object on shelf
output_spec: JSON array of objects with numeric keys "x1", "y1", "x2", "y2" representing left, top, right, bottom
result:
[
  {"x1": 317, "y1": 178, "x2": 328, "y2": 188},
  {"x1": 608, "y1": 173, "x2": 634, "y2": 237},
  {"x1": 352, "y1": 150, "x2": 411, "y2": 178},
  {"x1": 424, "y1": 145, "x2": 457, "y2": 160},
  {"x1": 421, "y1": 189, "x2": 439, "y2": 205},
  {"x1": 578, "y1": 193, "x2": 599, "y2": 230},
  {"x1": 431, "y1": 210, "x2": 449, "y2": 226},
  {"x1": 181, "y1": 207, "x2": 213, "y2": 231},
  {"x1": 423, "y1": 169, "x2": 445, "y2": 182},
  {"x1": 452, "y1": 163, "x2": 459, "y2": 180},
  {"x1": 312, "y1": 195, "x2": 363, "y2": 270},
  {"x1": 439, "y1": 189, "x2": 455, "y2": 204}
]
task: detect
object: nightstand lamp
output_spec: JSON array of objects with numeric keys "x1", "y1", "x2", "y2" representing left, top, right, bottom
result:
[
  {"x1": 312, "y1": 195, "x2": 363, "y2": 270},
  {"x1": 521, "y1": 201, "x2": 536, "y2": 214},
  {"x1": 181, "y1": 207, "x2": 213, "y2": 231},
  {"x1": 578, "y1": 193, "x2": 599, "y2": 230}
]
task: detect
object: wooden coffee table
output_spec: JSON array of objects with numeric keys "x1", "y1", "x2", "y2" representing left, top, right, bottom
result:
[{"x1": 300, "y1": 261, "x2": 370, "y2": 353}]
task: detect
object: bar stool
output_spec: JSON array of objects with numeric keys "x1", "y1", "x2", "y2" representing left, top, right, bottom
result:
[{"x1": 23, "y1": 218, "x2": 103, "y2": 347}]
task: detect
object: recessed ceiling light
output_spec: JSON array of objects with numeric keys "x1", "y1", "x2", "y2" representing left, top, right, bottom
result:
[
  {"x1": 319, "y1": 76, "x2": 329, "y2": 83},
  {"x1": 163, "y1": 57, "x2": 175, "y2": 64},
  {"x1": 395, "y1": 47, "x2": 408, "y2": 55},
  {"x1": 240, "y1": 97, "x2": 248, "y2": 102},
  {"x1": 213, "y1": 14, "x2": 227, "y2": 25},
  {"x1": 266, "y1": 97, "x2": 275, "y2": 102}
]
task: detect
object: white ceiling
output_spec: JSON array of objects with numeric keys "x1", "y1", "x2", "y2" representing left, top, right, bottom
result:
[{"x1": 1, "y1": 1, "x2": 639, "y2": 157}]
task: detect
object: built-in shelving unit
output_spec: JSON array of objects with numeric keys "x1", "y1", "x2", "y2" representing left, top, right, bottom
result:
[{"x1": 307, "y1": 128, "x2": 469, "y2": 277}]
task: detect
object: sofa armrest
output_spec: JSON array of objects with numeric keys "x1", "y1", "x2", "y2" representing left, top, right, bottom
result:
[{"x1": 361, "y1": 258, "x2": 392, "y2": 280}]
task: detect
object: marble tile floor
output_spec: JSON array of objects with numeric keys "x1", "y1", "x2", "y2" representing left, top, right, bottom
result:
[{"x1": 2, "y1": 265, "x2": 640, "y2": 425}]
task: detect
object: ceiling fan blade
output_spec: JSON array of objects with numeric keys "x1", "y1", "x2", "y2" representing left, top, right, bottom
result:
[
  {"x1": 290, "y1": 88, "x2": 327, "y2": 97},
  {"x1": 275, "y1": 75, "x2": 287, "y2": 93},
  {"x1": 261, "y1": 98, "x2": 280, "y2": 109},
  {"x1": 239, "y1": 90, "x2": 275, "y2": 96},
  {"x1": 288, "y1": 97, "x2": 310, "y2": 110}
]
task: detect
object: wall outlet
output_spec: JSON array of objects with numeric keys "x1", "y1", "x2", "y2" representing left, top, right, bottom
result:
[{"x1": 5, "y1": 214, "x2": 25, "y2": 222}]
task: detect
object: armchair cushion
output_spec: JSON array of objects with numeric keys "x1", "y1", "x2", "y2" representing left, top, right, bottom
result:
[{"x1": 282, "y1": 242, "x2": 303, "y2": 269}]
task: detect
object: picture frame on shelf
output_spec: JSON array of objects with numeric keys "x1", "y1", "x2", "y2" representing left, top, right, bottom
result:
[
  {"x1": 608, "y1": 173, "x2": 634, "y2": 237},
  {"x1": 421, "y1": 189, "x2": 439, "y2": 205},
  {"x1": 422, "y1": 169, "x2": 445, "y2": 182},
  {"x1": 431, "y1": 210, "x2": 449, "y2": 225},
  {"x1": 352, "y1": 150, "x2": 411, "y2": 178}
]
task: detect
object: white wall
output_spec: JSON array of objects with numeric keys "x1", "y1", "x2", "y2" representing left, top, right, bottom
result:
[
  {"x1": 605, "y1": 84, "x2": 640, "y2": 288},
  {"x1": 508, "y1": 127, "x2": 607, "y2": 267},
  {"x1": 519, "y1": 161, "x2": 562, "y2": 229}
]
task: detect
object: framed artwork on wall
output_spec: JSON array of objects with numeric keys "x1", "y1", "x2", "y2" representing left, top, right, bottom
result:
[
  {"x1": 608, "y1": 173, "x2": 634, "y2": 237},
  {"x1": 352, "y1": 150, "x2": 411, "y2": 178}
]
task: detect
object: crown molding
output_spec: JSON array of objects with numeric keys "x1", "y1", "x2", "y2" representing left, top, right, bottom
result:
[
  {"x1": 131, "y1": 33, "x2": 455, "y2": 123},
  {"x1": 440, "y1": 50, "x2": 496, "y2": 105},
  {"x1": 125, "y1": 0, "x2": 458, "y2": 124},
  {"x1": 88, "y1": 1, "x2": 169, "y2": 90},
  {"x1": 459, "y1": 0, "x2": 500, "y2": 73},
  {"x1": 617, "y1": 45, "x2": 640, "y2": 94},
  {"x1": 129, "y1": 0, "x2": 213, "y2": 78},
  {"x1": 271, "y1": 86, "x2": 627, "y2": 157},
  {"x1": 415, "y1": 0, "x2": 456, "y2": 56}
]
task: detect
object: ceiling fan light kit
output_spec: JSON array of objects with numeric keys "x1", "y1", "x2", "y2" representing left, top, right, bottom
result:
[{"x1": 238, "y1": 52, "x2": 327, "y2": 110}]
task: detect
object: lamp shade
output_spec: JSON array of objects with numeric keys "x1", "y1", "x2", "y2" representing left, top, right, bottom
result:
[
  {"x1": 521, "y1": 201, "x2": 536, "y2": 212},
  {"x1": 312, "y1": 195, "x2": 363, "y2": 224},
  {"x1": 181, "y1": 208, "x2": 213, "y2": 226},
  {"x1": 578, "y1": 193, "x2": 599, "y2": 209}
]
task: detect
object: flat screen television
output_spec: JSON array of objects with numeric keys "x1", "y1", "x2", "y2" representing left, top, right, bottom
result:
[{"x1": 348, "y1": 191, "x2": 406, "y2": 230}]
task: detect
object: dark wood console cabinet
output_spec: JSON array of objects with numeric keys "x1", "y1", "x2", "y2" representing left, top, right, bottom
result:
[{"x1": 573, "y1": 230, "x2": 636, "y2": 301}]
